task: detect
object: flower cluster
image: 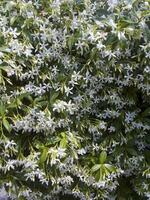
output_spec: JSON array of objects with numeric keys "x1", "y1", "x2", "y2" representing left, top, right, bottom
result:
[{"x1": 0, "y1": 0, "x2": 149, "y2": 199}]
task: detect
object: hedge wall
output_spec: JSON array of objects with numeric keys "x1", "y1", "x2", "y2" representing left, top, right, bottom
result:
[{"x1": 0, "y1": 0, "x2": 150, "y2": 199}]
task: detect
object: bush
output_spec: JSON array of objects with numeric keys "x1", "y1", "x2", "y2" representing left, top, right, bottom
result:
[{"x1": 0, "y1": 0, "x2": 149, "y2": 199}]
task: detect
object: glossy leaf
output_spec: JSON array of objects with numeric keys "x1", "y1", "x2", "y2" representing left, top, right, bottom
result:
[
  {"x1": 2, "y1": 118, "x2": 11, "y2": 132},
  {"x1": 99, "y1": 151, "x2": 107, "y2": 164}
]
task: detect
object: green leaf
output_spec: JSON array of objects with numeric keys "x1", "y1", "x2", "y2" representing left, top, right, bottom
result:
[
  {"x1": 99, "y1": 151, "x2": 107, "y2": 164},
  {"x1": 118, "y1": 19, "x2": 134, "y2": 29},
  {"x1": 50, "y1": 92, "x2": 59, "y2": 104},
  {"x1": 39, "y1": 147, "x2": 49, "y2": 164},
  {"x1": 91, "y1": 164, "x2": 101, "y2": 172},
  {"x1": 0, "y1": 46, "x2": 10, "y2": 53},
  {"x1": 68, "y1": 36, "x2": 74, "y2": 50},
  {"x1": 0, "y1": 102, "x2": 5, "y2": 117},
  {"x1": 69, "y1": 133, "x2": 79, "y2": 148},
  {"x1": 143, "y1": 168, "x2": 150, "y2": 177},
  {"x1": 95, "y1": 170, "x2": 101, "y2": 181},
  {"x1": 60, "y1": 132, "x2": 66, "y2": 138},
  {"x1": 127, "y1": 148, "x2": 138, "y2": 156},
  {"x1": 71, "y1": 149, "x2": 78, "y2": 160},
  {"x1": 60, "y1": 137, "x2": 67, "y2": 148},
  {"x1": 105, "y1": 164, "x2": 117, "y2": 173},
  {"x1": 2, "y1": 118, "x2": 11, "y2": 132},
  {"x1": 10, "y1": 16, "x2": 17, "y2": 25},
  {"x1": 141, "y1": 107, "x2": 150, "y2": 117},
  {"x1": 99, "y1": 167, "x2": 103, "y2": 180}
]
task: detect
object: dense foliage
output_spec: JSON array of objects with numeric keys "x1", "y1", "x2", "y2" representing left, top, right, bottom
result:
[{"x1": 0, "y1": 0, "x2": 150, "y2": 199}]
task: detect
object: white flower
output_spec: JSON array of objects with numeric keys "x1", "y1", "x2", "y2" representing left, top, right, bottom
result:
[
  {"x1": 96, "y1": 41, "x2": 105, "y2": 50},
  {"x1": 0, "y1": 52, "x2": 4, "y2": 57},
  {"x1": 108, "y1": 126, "x2": 116, "y2": 132},
  {"x1": 93, "y1": 181, "x2": 105, "y2": 188},
  {"x1": 108, "y1": 19, "x2": 116, "y2": 29},
  {"x1": 117, "y1": 31, "x2": 126, "y2": 40},
  {"x1": 53, "y1": 100, "x2": 67, "y2": 113},
  {"x1": 24, "y1": 48, "x2": 32, "y2": 57},
  {"x1": 9, "y1": 39, "x2": 23, "y2": 55},
  {"x1": 64, "y1": 86, "x2": 73, "y2": 96},
  {"x1": 5, "y1": 160, "x2": 15, "y2": 172},
  {"x1": 9, "y1": 27, "x2": 20, "y2": 38},
  {"x1": 5, "y1": 140, "x2": 16, "y2": 149},
  {"x1": 71, "y1": 71, "x2": 82, "y2": 82},
  {"x1": 84, "y1": 71, "x2": 91, "y2": 83},
  {"x1": 57, "y1": 148, "x2": 66, "y2": 158},
  {"x1": 58, "y1": 176, "x2": 74, "y2": 186},
  {"x1": 77, "y1": 148, "x2": 87, "y2": 155},
  {"x1": 71, "y1": 16, "x2": 79, "y2": 30},
  {"x1": 144, "y1": 66, "x2": 150, "y2": 73},
  {"x1": 0, "y1": 187, "x2": 8, "y2": 199},
  {"x1": 108, "y1": 0, "x2": 118, "y2": 9},
  {"x1": 75, "y1": 41, "x2": 84, "y2": 54},
  {"x1": 125, "y1": 112, "x2": 136, "y2": 124},
  {"x1": 66, "y1": 100, "x2": 76, "y2": 114}
]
